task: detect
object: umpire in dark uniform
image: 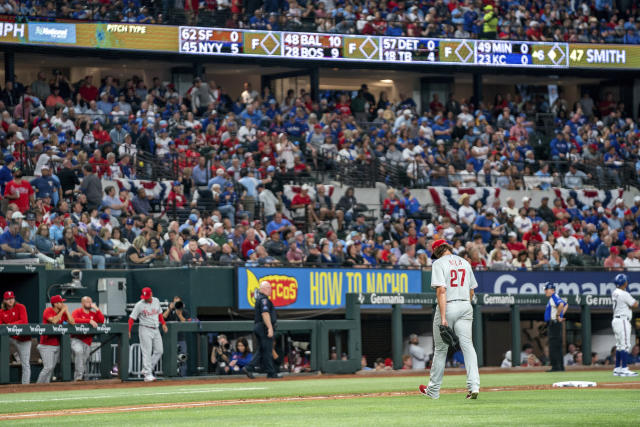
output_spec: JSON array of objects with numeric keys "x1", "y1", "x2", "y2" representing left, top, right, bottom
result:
[
  {"x1": 244, "y1": 281, "x2": 280, "y2": 379},
  {"x1": 544, "y1": 283, "x2": 568, "y2": 372}
]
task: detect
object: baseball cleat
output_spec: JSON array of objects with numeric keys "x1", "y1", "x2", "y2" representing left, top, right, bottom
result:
[
  {"x1": 613, "y1": 368, "x2": 622, "y2": 376},
  {"x1": 143, "y1": 375, "x2": 157, "y2": 382},
  {"x1": 418, "y1": 384, "x2": 438, "y2": 399},
  {"x1": 466, "y1": 391, "x2": 479, "y2": 400},
  {"x1": 620, "y1": 370, "x2": 638, "y2": 377}
]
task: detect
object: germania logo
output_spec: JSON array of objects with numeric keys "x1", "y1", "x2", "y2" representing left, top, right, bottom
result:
[
  {"x1": 369, "y1": 293, "x2": 405, "y2": 304},
  {"x1": 483, "y1": 294, "x2": 515, "y2": 305}
]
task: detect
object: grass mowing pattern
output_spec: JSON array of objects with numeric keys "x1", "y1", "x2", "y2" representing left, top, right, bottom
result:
[
  {"x1": 8, "y1": 389, "x2": 640, "y2": 426},
  {"x1": 0, "y1": 371, "x2": 637, "y2": 414}
]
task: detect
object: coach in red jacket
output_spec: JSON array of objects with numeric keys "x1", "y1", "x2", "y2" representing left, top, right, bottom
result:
[
  {"x1": 0, "y1": 291, "x2": 31, "y2": 384},
  {"x1": 71, "y1": 296, "x2": 104, "y2": 381},
  {"x1": 37, "y1": 295, "x2": 75, "y2": 383}
]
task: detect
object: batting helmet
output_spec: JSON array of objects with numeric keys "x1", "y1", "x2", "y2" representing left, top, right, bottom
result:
[{"x1": 614, "y1": 273, "x2": 628, "y2": 287}]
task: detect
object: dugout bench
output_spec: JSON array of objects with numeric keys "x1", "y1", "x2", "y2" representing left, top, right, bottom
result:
[
  {"x1": 161, "y1": 319, "x2": 361, "y2": 377},
  {"x1": 346, "y1": 293, "x2": 593, "y2": 370}
]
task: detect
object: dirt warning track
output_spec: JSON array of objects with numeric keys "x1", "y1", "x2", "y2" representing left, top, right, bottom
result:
[{"x1": 1, "y1": 382, "x2": 639, "y2": 420}]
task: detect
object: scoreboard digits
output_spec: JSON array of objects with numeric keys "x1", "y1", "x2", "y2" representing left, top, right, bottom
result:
[
  {"x1": 180, "y1": 27, "x2": 241, "y2": 54},
  {"x1": 177, "y1": 26, "x2": 637, "y2": 69}
]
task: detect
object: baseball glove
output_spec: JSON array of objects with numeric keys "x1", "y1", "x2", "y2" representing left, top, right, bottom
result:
[{"x1": 439, "y1": 325, "x2": 460, "y2": 349}]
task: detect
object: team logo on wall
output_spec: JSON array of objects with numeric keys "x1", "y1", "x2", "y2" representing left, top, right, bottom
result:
[{"x1": 246, "y1": 270, "x2": 298, "y2": 308}]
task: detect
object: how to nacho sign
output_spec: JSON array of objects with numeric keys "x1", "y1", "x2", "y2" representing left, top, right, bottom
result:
[{"x1": 238, "y1": 267, "x2": 422, "y2": 309}]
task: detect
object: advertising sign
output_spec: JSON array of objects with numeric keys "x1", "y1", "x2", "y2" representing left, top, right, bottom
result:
[
  {"x1": 475, "y1": 271, "x2": 640, "y2": 296},
  {"x1": 237, "y1": 267, "x2": 422, "y2": 309}
]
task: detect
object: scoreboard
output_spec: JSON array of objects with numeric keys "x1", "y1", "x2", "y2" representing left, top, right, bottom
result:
[
  {"x1": 179, "y1": 27, "x2": 571, "y2": 68},
  {"x1": 0, "y1": 18, "x2": 638, "y2": 70}
]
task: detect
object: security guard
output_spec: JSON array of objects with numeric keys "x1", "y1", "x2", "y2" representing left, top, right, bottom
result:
[
  {"x1": 244, "y1": 281, "x2": 280, "y2": 379},
  {"x1": 544, "y1": 283, "x2": 567, "y2": 372}
]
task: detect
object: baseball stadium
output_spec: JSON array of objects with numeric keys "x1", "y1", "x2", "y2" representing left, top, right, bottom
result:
[{"x1": 1, "y1": 0, "x2": 640, "y2": 425}]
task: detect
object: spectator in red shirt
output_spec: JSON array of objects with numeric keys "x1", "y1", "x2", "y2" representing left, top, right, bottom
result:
[
  {"x1": 292, "y1": 184, "x2": 319, "y2": 224},
  {"x1": 79, "y1": 76, "x2": 98, "y2": 102},
  {"x1": 241, "y1": 228, "x2": 259, "y2": 259},
  {"x1": 604, "y1": 246, "x2": 624, "y2": 271},
  {"x1": 89, "y1": 149, "x2": 109, "y2": 177},
  {"x1": 523, "y1": 224, "x2": 543, "y2": 245},
  {"x1": 525, "y1": 21, "x2": 543, "y2": 40},
  {"x1": 37, "y1": 295, "x2": 75, "y2": 383},
  {"x1": 71, "y1": 296, "x2": 105, "y2": 381},
  {"x1": 506, "y1": 231, "x2": 526, "y2": 257},
  {"x1": 382, "y1": 188, "x2": 404, "y2": 218},
  {"x1": 92, "y1": 122, "x2": 110, "y2": 146},
  {"x1": 0, "y1": 290, "x2": 31, "y2": 384},
  {"x1": 4, "y1": 168, "x2": 35, "y2": 213},
  {"x1": 167, "y1": 181, "x2": 188, "y2": 212},
  {"x1": 335, "y1": 94, "x2": 352, "y2": 116},
  {"x1": 429, "y1": 94, "x2": 443, "y2": 113}
]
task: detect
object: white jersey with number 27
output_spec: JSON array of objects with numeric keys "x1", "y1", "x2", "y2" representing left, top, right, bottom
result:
[{"x1": 431, "y1": 254, "x2": 478, "y2": 301}]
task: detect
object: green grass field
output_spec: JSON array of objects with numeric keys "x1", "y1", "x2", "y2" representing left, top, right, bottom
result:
[{"x1": 2, "y1": 371, "x2": 639, "y2": 426}]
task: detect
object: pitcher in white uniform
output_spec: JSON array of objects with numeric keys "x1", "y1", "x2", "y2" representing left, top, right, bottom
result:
[
  {"x1": 420, "y1": 239, "x2": 480, "y2": 400},
  {"x1": 611, "y1": 274, "x2": 639, "y2": 377}
]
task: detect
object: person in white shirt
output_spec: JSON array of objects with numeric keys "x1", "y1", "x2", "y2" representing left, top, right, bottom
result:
[
  {"x1": 398, "y1": 245, "x2": 421, "y2": 267},
  {"x1": 503, "y1": 197, "x2": 519, "y2": 218},
  {"x1": 393, "y1": 109, "x2": 412, "y2": 132},
  {"x1": 623, "y1": 252, "x2": 640, "y2": 271},
  {"x1": 457, "y1": 194, "x2": 476, "y2": 232},
  {"x1": 457, "y1": 105, "x2": 474, "y2": 127},
  {"x1": 408, "y1": 334, "x2": 427, "y2": 370},
  {"x1": 611, "y1": 274, "x2": 639, "y2": 376},
  {"x1": 118, "y1": 134, "x2": 137, "y2": 158},
  {"x1": 514, "y1": 208, "x2": 533, "y2": 234},
  {"x1": 155, "y1": 128, "x2": 173, "y2": 156},
  {"x1": 500, "y1": 350, "x2": 512, "y2": 368},
  {"x1": 419, "y1": 239, "x2": 480, "y2": 400},
  {"x1": 555, "y1": 226, "x2": 580, "y2": 256},
  {"x1": 458, "y1": 163, "x2": 478, "y2": 188},
  {"x1": 240, "y1": 82, "x2": 258, "y2": 104}
]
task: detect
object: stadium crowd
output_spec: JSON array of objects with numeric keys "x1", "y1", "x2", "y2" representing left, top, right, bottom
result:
[
  {"x1": 3, "y1": 0, "x2": 640, "y2": 44},
  {"x1": 0, "y1": 65, "x2": 639, "y2": 270}
]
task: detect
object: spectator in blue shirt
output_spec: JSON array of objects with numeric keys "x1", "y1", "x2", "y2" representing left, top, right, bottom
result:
[
  {"x1": 30, "y1": 166, "x2": 61, "y2": 204},
  {"x1": 266, "y1": 212, "x2": 292, "y2": 237},
  {"x1": 0, "y1": 155, "x2": 15, "y2": 195},
  {"x1": 218, "y1": 183, "x2": 238, "y2": 226},
  {"x1": 229, "y1": 337, "x2": 253, "y2": 374},
  {"x1": 208, "y1": 168, "x2": 228, "y2": 190},
  {"x1": 0, "y1": 220, "x2": 34, "y2": 258},
  {"x1": 550, "y1": 132, "x2": 569, "y2": 160},
  {"x1": 534, "y1": 163, "x2": 552, "y2": 190},
  {"x1": 579, "y1": 233, "x2": 597, "y2": 256},
  {"x1": 473, "y1": 208, "x2": 496, "y2": 244}
]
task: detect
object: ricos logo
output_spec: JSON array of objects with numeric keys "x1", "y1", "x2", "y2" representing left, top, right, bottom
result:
[{"x1": 247, "y1": 270, "x2": 298, "y2": 308}]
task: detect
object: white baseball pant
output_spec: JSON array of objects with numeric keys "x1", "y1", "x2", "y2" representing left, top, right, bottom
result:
[
  {"x1": 36, "y1": 344, "x2": 60, "y2": 383},
  {"x1": 11, "y1": 338, "x2": 32, "y2": 384},
  {"x1": 427, "y1": 301, "x2": 480, "y2": 398},
  {"x1": 139, "y1": 326, "x2": 163, "y2": 376},
  {"x1": 71, "y1": 338, "x2": 91, "y2": 381},
  {"x1": 612, "y1": 317, "x2": 631, "y2": 352}
]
